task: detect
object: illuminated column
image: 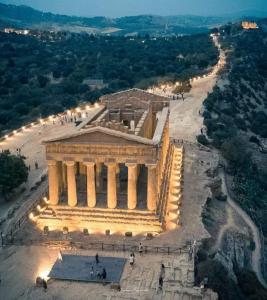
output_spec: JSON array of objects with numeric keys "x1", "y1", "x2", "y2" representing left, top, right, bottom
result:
[
  {"x1": 65, "y1": 161, "x2": 77, "y2": 207},
  {"x1": 48, "y1": 160, "x2": 59, "y2": 205},
  {"x1": 105, "y1": 162, "x2": 117, "y2": 209},
  {"x1": 146, "y1": 164, "x2": 157, "y2": 211},
  {"x1": 96, "y1": 162, "x2": 103, "y2": 192},
  {"x1": 85, "y1": 162, "x2": 96, "y2": 208},
  {"x1": 126, "y1": 163, "x2": 137, "y2": 209}
]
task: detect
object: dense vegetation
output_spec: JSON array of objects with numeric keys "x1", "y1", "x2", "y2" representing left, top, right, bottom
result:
[
  {"x1": 196, "y1": 245, "x2": 267, "y2": 300},
  {"x1": 0, "y1": 30, "x2": 218, "y2": 134},
  {"x1": 203, "y1": 24, "x2": 267, "y2": 233},
  {"x1": 0, "y1": 151, "x2": 28, "y2": 199}
]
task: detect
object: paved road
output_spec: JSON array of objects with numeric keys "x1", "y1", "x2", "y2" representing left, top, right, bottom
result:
[{"x1": 220, "y1": 168, "x2": 267, "y2": 288}]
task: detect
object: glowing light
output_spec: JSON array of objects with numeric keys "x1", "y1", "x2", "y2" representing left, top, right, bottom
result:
[
  {"x1": 67, "y1": 110, "x2": 71, "y2": 115},
  {"x1": 94, "y1": 102, "x2": 99, "y2": 108},
  {"x1": 13, "y1": 130, "x2": 17, "y2": 134},
  {"x1": 31, "y1": 122, "x2": 35, "y2": 126},
  {"x1": 76, "y1": 107, "x2": 81, "y2": 113},
  {"x1": 49, "y1": 116, "x2": 54, "y2": 121},
  {"x1": 5, "y1": 134, "x2": 9, "y2": 139},
  {"x1": 82, "y1": 112, "x2": 86, "y2": 118},
  {"x1": 43, "y1": 197, "x2": 49, "y2": 204},
  {"x1": 22, "y1": 126, "x2": 26, "y2": 130},
  {"x1": 39, "y1": 270, "x2": 50, "y2": 281},
  {"x1": 29, "y1": 212, "x2": 35, "y2": 220}
]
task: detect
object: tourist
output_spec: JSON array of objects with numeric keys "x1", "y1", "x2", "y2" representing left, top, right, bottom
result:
[
  {"x1": 95, "y1": 253, "x2": 99, "y2": 264},
  {"x1": 160, "y1": 264, "x2": 165, "y2": 278},
  {"x1": 42, "y1": 279, "x2": 47, "y2": 292},
  {"x1": 35, "y1": 162, "x2": 39, "y2": 169},
  {"x1": 90, "y1": 266, "x2": 94, "y2": 277},
  {"x1": 101, "y1": 268, "x2": 107, "y2": 281},
  {"x1": 129, "y1": 253, "x2": 135, "y2": 267},
  {"x1": 138, "y1": 242, "x2": 144, "y2": 255},
  {"x1": 158, "y1": 275, "x2": 163, "y2": 291}
]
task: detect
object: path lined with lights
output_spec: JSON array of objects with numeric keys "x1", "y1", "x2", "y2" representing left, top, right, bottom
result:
[
  {"x1": 146, "y1": 34, "x2": 226, "y2": 142},
  {"x1": 0, "y1": 103, "x2": 103, "y2": 229}
]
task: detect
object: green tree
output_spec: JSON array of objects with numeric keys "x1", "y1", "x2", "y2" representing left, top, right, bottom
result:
[
  {"x1": 0, "y1": 151, "x2": 28, "y2": 199},
  {"x1": 173, "y1": 80, "x2": 192, "y2": 101}
]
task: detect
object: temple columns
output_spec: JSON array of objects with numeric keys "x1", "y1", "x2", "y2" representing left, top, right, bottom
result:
[
  {"x1": 48, "y1": 160, "x2": 59, "y2": 205},
  {"x1": 126, "y1": 163, "x2": 137, "y2": 209},
  {"x1": 105, "y1": 163, "x2": 117, "y2": 209},
  {"x1": 85, "y1": 162, "x2": 96, "y2": 208},
  {"x1": 96, "y1": 162, "x2": 103, "y2": 192},
  {"x1": 65, "y1": 161, "x2": 77, "y2": 207},
  {"x1": 146, "y1": 164, "x2": 157, "y2": 211}
]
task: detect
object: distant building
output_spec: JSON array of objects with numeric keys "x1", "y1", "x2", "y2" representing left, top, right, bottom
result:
[
  {"x1": 4, "y1": 28, "x2": 29, "y2": 35},
  {"x1": 242, "y1": 21, "x2": 258, "y2": 30},
  {"x1": 82, "y1": 79, "x2": 107, "y2": 90}
]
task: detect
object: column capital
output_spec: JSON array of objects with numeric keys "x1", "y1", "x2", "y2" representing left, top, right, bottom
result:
[
  {"x1": 65, "y1": 161, "x2": 75, "y2": 167},
  {"x1": 146, "y1": 163, "x2": 157, "y2": 169},
  {"x1": 125, "y1": 163, "x2": 137, "y2": 168},
  {"x1": 47, "y1": 160, "x2": 57, "y2": 166},
  {"x1": 83, "y1": 161, "x2": 95, "y2": 167},
  {"x1": 104, "y1": 162, "x2": 117, "y2": 168}
]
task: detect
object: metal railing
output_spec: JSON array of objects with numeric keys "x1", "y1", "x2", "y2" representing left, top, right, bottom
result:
[{"x1": 5, "y1": 238, "x2": 188, "y2": 255}]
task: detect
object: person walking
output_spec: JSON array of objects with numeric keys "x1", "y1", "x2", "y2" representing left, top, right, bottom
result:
[
  {"x1": 160, "y1": 264, "x2": 165, "y2": 278},
  {"x1": 158, "y1": 275, "x2": 163, "y2": 291},
  {"x1": 95, "y1": 253, "x2": 99, "y2": 264},
  {"x1": 138, "y1": 242, "x2": 144, "y2": 255},
  {"x1": 90, "y1": 266, "x2": 94, "y2": 278},
  {"x1": 129, "y1": 253, "x2": 135, "y2": 267},
  {"x1": 42, "y1": 279, "x2": 47, "y2": 292}
]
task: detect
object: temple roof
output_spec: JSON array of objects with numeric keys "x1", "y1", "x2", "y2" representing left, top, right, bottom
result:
[
  {"x1": 43, "y1": 126, "x2": 155, "y2": 146},
  {"x1": 100, "y1": 88, "x2": 170, "y2": 103}
]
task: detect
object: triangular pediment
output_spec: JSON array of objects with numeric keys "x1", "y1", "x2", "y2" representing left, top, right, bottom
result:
[{"x1": 43, "y1": 127, "x2": 154, "y2": 146}]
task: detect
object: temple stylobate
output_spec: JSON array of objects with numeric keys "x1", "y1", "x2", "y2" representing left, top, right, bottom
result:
[{"x1": 38, "y1": 89, "x2": 183, "y2": 234}]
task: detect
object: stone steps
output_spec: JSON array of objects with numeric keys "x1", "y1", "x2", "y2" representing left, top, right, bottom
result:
[{"x1": 37, "y1": 206, "x2": 162, "y2": 233}]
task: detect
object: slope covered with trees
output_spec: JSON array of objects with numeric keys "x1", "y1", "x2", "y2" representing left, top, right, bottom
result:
[
  {"x1": 0, "y1": 30, "x2": 218, "y2": 134},
  {"x1": 203, "y1": 23, "x2": 267, "y2": 235}
]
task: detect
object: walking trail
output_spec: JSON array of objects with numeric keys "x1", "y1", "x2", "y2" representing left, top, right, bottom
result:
[{"x1": 219, "y1": 169, "x2": 267, "y2": 288}]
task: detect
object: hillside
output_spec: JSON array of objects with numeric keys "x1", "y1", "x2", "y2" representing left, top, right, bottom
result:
[
  {"x1": 0, "y1": 30, "x2": 218, "y2": 134},
  {"x1": 1, "y1": 2, "x2": 264, "y2": 36},
  {"x1": 202, "y1": 21, "x2": 267, "y2": 273}
]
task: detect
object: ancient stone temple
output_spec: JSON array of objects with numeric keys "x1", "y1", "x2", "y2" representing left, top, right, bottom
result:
[{"x1": 38, "y1": 89, "x2": 183, "y2": 234}]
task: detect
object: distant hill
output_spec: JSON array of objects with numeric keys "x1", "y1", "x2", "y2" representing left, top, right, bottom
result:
[{"x1": 1, "y1": 2, "x2": 265, "y2": 36}]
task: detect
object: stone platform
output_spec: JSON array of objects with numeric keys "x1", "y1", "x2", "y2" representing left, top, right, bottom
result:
[
  {"x1": 37, "y1": 206, "x2": 162, "y2": 234},
  {"x1": 48, "y1": 254, "x2": 126, "y2": 283}
]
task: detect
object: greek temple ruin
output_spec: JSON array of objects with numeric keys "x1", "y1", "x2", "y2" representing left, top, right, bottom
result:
[{"x1": 38, "y1": 89, "x2": 183, "y2": 234}]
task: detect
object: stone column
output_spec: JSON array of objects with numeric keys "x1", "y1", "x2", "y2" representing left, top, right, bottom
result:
[
  {"x1": 126, "y1": 163, "x2": 137, "y2": 209},
  {"x1": 48, "y1": 160, "x2": 59, "y2": 205},
  {"x1": 65, "y1": 161, "x2": 77, "y2": 207},
  {"x1": 85, "y1": 162, "x2": 96, "y2": 208},
  {"x1": 96, "y1": 162, "x2": 103, "y2": 192},
  {"x1": 146, "y1": 164, "x2": 157, "y2": 211},
  {"x1": 105, "y1": 163, "x2": 117, "y2": 209}
]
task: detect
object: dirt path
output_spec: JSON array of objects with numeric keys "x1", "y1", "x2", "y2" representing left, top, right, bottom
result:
[
  {"x1": 213, "y1": 204, "x2": 236, "y2": 251},
  {"x1": 219, "y1": 169, "x2": 267, "y2": 288}
]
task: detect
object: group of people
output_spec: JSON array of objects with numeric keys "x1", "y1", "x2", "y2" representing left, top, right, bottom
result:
[{"x1": 91, "y1": 253, "x2": 107, "y2": 283}]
